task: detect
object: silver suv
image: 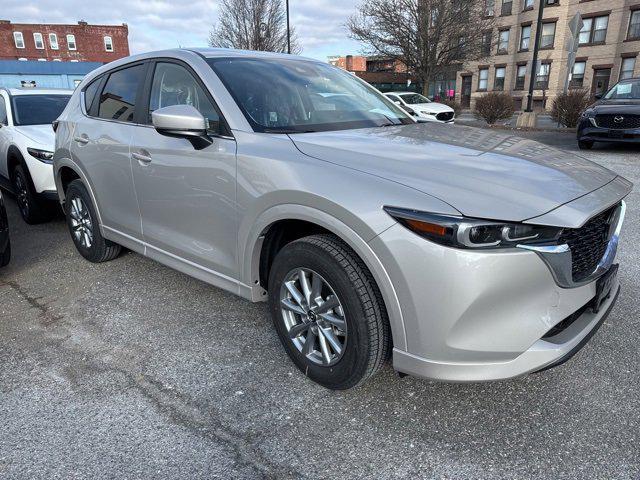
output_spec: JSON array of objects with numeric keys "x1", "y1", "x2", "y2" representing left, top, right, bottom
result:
[{"x1": 54, "y1": 49, "x2": 632, "y2": 389}]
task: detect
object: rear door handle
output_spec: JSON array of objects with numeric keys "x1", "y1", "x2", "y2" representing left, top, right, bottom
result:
[
  {"x1": 132, "y1": 152, "x2": 152, "y2": 164},
  {"x1": 73, "y1": 135, "x2": 89, "y2": 144}
]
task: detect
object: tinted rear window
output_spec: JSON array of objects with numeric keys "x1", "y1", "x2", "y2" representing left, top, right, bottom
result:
[
  {"x1": 98, "y1": 64, "x2": 145, "y2": 122},
  {"x1": 83, "y1": 77, "x2": 102, "y2": 113},
  {"x1": 11, "y1": 95, "x2": 71, "y2": 126}
]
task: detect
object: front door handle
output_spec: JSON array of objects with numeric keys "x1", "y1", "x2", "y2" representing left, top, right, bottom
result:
[
  {"x1": 132, "y1": 152, "x2": 152, "y2": 164},
  {"x1": 73, "y1": 135, "x2": 89, "y2": 144}
]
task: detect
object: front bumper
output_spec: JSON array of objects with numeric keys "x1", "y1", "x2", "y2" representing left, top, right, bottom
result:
[
  {"x1": 370, "y1": 219, "x2": 623, "y2": 382},
  {"x1": 578, "y1": 121, "x2": 640, "y2": 144}
]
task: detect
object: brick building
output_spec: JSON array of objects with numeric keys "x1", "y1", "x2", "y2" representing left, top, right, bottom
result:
[
  {"x1": 328, "y1": 55, "x2": 422, "y2": 93},
  {"x1": 0, "y1": 20, "x2": 130, "y2": 63},
  {"x1": 456, "y1": 0, "x2": 640, "y2": 111}
]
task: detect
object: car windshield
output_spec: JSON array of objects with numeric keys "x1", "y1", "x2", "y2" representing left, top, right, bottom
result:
[
  {"x1": 400, "y1": 93, "x2": 431, "y2": 105},
  {"x1": 207, "y1": 57, "x2": 413, "y2": 133},
  {"x1": 11, "y1": 94, "x2": 70, "y2": 126},
  {"x1": 604, "y1": 80, "x2": 640, "y2": 100}
]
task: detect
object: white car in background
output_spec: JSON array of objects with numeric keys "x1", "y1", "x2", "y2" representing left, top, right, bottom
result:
[
  {"x1": 384, "y1": 92, "x2": 455, "y2": 123},
  {"x1": 0, "y1": 88, "x2": 72, "y2": 223}
]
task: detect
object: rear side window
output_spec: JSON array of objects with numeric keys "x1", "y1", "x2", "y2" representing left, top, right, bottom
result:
[
  {"x1": 98, "y1": 64, "x2": 145, "y2": 123},
  {"x1": 83, "y1": 78, "x2": 102, "y2": 114}
]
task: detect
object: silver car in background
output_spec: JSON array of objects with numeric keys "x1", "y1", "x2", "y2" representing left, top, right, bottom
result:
[{"x1": 53, "y1": 49, "x2": 631, "y2": 389}]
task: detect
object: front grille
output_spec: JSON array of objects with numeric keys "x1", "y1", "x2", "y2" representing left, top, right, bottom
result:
[
  {"x1": 558, "y1": 204, "x2": 618, "y2": 282},
  {"x1": 595, "y1": 114, "x2": 640, "y2": 130},
  {"x1": 436, "y1": 111, "x2": 454, "y2": 122}
]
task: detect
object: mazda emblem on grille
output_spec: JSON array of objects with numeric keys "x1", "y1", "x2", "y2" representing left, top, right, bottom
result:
[{"x1": 614, "y1": 116, "x2": 625, "y2": 123}]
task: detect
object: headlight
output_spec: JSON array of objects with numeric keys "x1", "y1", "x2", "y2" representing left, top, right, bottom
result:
[
  {"x1": 27, "y1": 148, "x2": 54, "y2": 163},
  {"x1": 384, "y1": 207, "x2": 563, "y2": 249}
]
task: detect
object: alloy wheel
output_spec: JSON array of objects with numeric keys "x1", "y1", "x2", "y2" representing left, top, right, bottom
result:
[
  {"x1": 69, "y1": 197, "x2": 93, "y2": 249},
  {"x1": 279, "y1": 268, "x2": 348, "y2": 366},
  {"x1": 14, "y1": 173, "x2": 29, "y2": 219}
]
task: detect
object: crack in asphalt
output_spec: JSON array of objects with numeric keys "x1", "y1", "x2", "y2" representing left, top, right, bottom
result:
[{"x1": 1, "y1": 280, "x2": 303, "y2": 480}]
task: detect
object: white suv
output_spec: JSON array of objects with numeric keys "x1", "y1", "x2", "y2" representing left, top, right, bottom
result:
[{"x1": 0, "y1": 88, "x2": 72, "y2": 223}]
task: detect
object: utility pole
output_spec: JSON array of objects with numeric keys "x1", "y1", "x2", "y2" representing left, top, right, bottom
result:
[
  {"x1": 286, "y1": 0, "x2": 291, "y2": 54},
  {"x1": 525, "y1": 0, "x2": 546, "y2": 112}
]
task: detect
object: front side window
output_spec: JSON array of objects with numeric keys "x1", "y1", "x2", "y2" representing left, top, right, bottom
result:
[
  {"x1": 620, "y1": 57, "x2": 637, "y2": 81},
  {"x1": 207, "y1": 58, "x2": 412, "y2": 133},
  {"x1": 149, "y1": 62, "x2": 222, "y2": 132},
  {"x1": 535, "y1": 63, "x2": 551, "y2": 89},
  {"x1": 515, "y1": 64, "x2": 527, "y2": 90},
  {"x1": 33, "y1": 33, "x2": 44, "y2": 49},
  {"x1": 604, "y1": 79, "x2": 640, "y2": 99},
  {"x1": 98, "y1": 64, "x2": 145, "y2": 123},
  {"x1": 14, "y1": 32, "x2": 25, "y2": 49},
  {"x1": 478, "y1": 68, "x2": 489, "y2": 90},
  {"x1": 494, "y1": 67, "x2": 506, "y2": 90},
  {"x1": 10, "y1": 95, "x2": 71, "y2": 126},
  {"x1": 498, "y1": 29, "x2": 510, "y2": 53},
  {"x1": 49, "y1": 33, "x2": 59, "y2": 50},
  {"x1": 399, "y1": 93, "x2": 431, "y2": 105},
  {"x1": 520, "y1": 25, "x2": 531, "y2": 51},
  {"x1": 628, "y1": 10, "x2": 640, "y2": 40},
  {"x1": 104, "y1": 36, "x2": 113, "y2": 52},
  {"x1": 540, "y1": 22, "x2": 556, "y2": 48},
  {"x1": 67, "y1": 34, "x2": 77, "y2": 50},
  {"x1": 570, "y1": 61, "x2": 586, "y2": 88}
]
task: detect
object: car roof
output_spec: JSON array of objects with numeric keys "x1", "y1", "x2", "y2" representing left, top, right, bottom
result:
[{"x1": 1, "y1": 87, "x2": 74, "y2": 96}]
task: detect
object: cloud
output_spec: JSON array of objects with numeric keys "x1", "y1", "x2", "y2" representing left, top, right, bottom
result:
[{"x1": 1, "y1": 0, "x2": 364, "y2": 59}]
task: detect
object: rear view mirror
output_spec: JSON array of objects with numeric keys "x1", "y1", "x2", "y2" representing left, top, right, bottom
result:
[{"x1": 152, "y1": 105, "x2": 213, "y2": 150}]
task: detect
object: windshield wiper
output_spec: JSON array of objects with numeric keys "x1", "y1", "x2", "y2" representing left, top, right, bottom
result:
[{"x1": 263, "y1": 128, "x2": 317, "y2": 134}]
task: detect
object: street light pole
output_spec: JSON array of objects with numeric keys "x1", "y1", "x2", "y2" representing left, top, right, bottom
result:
[
  {"x1": 525, "y1": 0, "x2": 546, "y2": 112},
  {"x1": 286, "y1": 0, "x2": 291, "y2": 54}
]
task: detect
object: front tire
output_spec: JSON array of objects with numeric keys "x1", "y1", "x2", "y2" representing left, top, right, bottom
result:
[
  {"x1": 11, "y1": 164, "x2": 54, "y2": 224},
  {"x1": 0, "y1": 242, "x2": 10, "y2": 267},
  {"x1": 65, "y1": 180, "x2": 121, "y2": 263},
  {"x1": 578, "y1": 139, "x2": 593, "y2": 150},
  {"x1": 268, "y1": 234, "x2": 391, "y2": 389}
]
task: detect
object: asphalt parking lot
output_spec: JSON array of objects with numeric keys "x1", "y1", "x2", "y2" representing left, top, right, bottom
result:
[{"x1": 1, "y1": 136, "x2": 639, "y2": 480}]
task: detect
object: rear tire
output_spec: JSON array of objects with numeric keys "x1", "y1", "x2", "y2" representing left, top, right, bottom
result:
[
  {"x1": 0, "y1": 241, "x2": 10, "y2": 267},
  {"x1": 268, "y1": 234, "x2": 391, "y2": 390},
  {"x1": 11, "y1": 164, "x2": 54, "y2": 224},
  {"x1": 65, "y1": 180, "x2": 121, "y2": 263},
  {"x1": 578, "y1": 140, "x2": 593, "y2": 150}
]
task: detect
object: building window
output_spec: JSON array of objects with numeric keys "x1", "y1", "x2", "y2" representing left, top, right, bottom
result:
[
  {"x1": 49, "y1": 33, "x2": 59, "y2": 50},
  {"x1": 484, "y1": 0, "x2": 495, "y2": 17},
  {"x1": 579, "y1": 16, "x2": 609, "y2": 45},
  {"x1": 33, "y1": 32, "x2": 44, "y2": 49},
  {"x1": 14, "y1": 31, "x2": 25, "y2": 49},
  {"x1": 540, "y1": 22, "x2": 556, "y2": 48},
  {"x1": 629, "y1": 10, "x2": 640, "y2": 40},
  {"x1": 498, "y1": 29, "x2": 510, "y2": 54},
  {"x1": 104, "y1": 36, "x2": 114, "y2": 52},
  {"x1": 520, "y1": 25, "x2": 531, "y2": 51},
  {"x1": 570, "y1": 61, "x2": 586, "y2": 88},
  {"x1": 478, "y1": 68, "x2": 489, "y2": 90},
  {"x1": 535, "y1": 63, "x2": 551, "y2": 89},
  {"x1": 524, "y1": 0, "x2": 534, "y2": 10},
  {"x1": 515, "y1": 64, "x2": 527, "y2": 90},
  {"x1": 481, "y1": 31, "x2": 492, "y2": 56},
  {"x1": 67, "y1": 34, "x2": 77, "y2": 50},
  {"x1": 494, "y1": 67, "x2": 506, "y2": 90},
  {"x1": 620, "y1": 57, "x2": 636, "y2": 80},
  {"x1": 501, "y1": 0, "x2": 512, "y2": 16},
  {"x1": 545, "y1": 0, "x2": 559, "y2": 5}
]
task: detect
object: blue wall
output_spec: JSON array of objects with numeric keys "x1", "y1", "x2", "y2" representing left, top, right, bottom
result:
[{"x1": 0, "y1": 60, "x2": 102, "y2": 89}]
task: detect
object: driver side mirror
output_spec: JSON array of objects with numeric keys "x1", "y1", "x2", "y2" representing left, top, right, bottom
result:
[
  {"x1": 594, "y1": 93, "x2": 603, "y2": 100},
  {"x1": 152, "y1": 105, "x2": 213, "y2": 150}
]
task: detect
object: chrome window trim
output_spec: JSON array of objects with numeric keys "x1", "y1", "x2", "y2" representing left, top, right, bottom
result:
[{"x1": 518, "y1": 201, "x2": 626, "y2": 288}]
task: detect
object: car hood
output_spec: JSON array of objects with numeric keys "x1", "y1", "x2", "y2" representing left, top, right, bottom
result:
[
  {"x1": 410, "y1": 102, "x2": 453, "y2": 113},
  {"x1": 588, "y1": 100, "x2": 640, "y2": 115},
  {"x1": 14, "y1": 125, "x2": 55, "y2": 149},
  {"x1": 290, "y1": 123, "x2": 618, "y2": 223}
]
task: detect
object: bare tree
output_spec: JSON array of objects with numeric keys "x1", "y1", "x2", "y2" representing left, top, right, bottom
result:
[
  {"x1": 209, "y1": 0, "x2": 300, "y2": 54},
  {"x1": 348, "y1": 0, "x2": 495, "y2": 95}
]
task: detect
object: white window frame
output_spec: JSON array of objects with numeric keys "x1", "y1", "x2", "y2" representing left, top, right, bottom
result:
[
  {"x1": 67, "y1": 34, "x2": 77, "y2": 50},
  {"x1": 104, "y1": 35, "x2": 114, "y2": 52},
  {"x1": 14, "y1": 31, "x2": 25, "y2": 49},
  {"x1": 49, "y1": 33, "x2": 59, "y2": 50},
  {"x1": 33, "y1": 32, "x2": 45, "y2": 49},
  {"x1": 478, "y1": 68, "x2": 489, "y2": 90},
  {"x1": 620, "y1": 57, "x2": 637, "y2": 80},
  {"x1": 520, "y1": 25, "x2": 531, "y2": 51}
]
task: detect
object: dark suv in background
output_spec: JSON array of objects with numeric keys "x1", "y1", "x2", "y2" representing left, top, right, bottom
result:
[{"x1": 577, "y1": 78, "x2": 640, "y2": 149}]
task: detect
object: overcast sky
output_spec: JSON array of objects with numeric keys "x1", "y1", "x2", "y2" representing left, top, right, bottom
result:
[{"x1": 3, "y1": 0, "x2": 365, "y2": 60}]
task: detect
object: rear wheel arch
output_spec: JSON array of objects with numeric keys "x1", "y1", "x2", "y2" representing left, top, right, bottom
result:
[{"x1": 53, "y1": 159, "x2": 104, "y2": 228}]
